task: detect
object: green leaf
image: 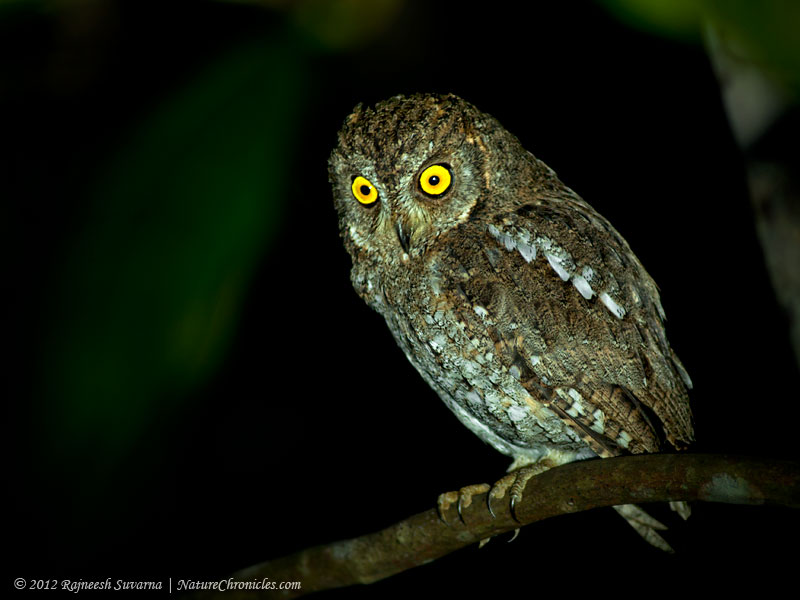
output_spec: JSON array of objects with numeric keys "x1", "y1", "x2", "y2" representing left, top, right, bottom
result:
[{"x1": 41, "y1": 34, "x2": 307, "y2": 474}]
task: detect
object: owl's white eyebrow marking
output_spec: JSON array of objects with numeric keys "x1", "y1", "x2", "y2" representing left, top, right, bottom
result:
[{"x1": 599, "y1": 292, "x2": 626, "y2": 319}]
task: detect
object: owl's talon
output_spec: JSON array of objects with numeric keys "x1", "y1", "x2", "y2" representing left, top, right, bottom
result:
[
  {"x1": 438, "y1": 484, "x2": 490, "y2": 525},
  {"x1": 509, "y1": 495, "x2": 521, "y2": 523},
  {"x1": 507, "y1": 528, "x2": 521, "y2": 543},
  {"x1": 508, "y1": 465, "x2": 540, "y2": 521},
  {"x1": 487, "y1": 465, "x2": 542, "y2": 522},
  {"x1": 487, "y1": 495, "x2": 497, "y2": 519},
  {"x1": 456, "y1": 496, "x2": 466, "y2": 524},
  {"x1": 437, "y1": 490, "x2": 459, "y2": 525},
  {"x1": 487, "y1": 472, "x2": 515, "y2": 519}
]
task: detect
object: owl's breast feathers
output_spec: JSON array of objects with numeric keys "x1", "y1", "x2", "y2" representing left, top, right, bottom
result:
[{"x1": 422, "y1": 192, "x2": 694, "y2": 460}]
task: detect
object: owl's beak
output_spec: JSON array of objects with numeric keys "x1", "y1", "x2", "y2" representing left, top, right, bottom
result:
[{"x1": 395, "y1": 220, "x2": 411, "y2": 254}]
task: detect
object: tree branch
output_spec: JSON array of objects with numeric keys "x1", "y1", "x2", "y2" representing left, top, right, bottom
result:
[{"x1": 193, "y1": 454, "x2": 799, "y2": 599}]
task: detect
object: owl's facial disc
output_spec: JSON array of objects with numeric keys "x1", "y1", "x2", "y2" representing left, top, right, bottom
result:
[
  {"x1": 330, "y1": 94, "x2": 489, "y2": 261},
  {"x1": 345, "y1": 162, "x2": 456, "y2": 257}
]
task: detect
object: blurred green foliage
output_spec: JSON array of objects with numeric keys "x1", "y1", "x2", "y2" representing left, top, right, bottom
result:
[
  {"x1": 598, "y1": 0, "x2": 800, "y2": 95},
  {"x1": 290, "y1": 0, "x2": 403, "y2": 49},
  {"x1": 597, "y1": 0, "x2": 702, "y2": 39},
  {"x1": 218, "y1": 0, "x2": 404, "y2": 49},
  {"x1": 40, "y1": 33, "x2": 307, "y2": 477},
  {"x1": 1, "y1": 0, "x2": 408, "y2": 532}
]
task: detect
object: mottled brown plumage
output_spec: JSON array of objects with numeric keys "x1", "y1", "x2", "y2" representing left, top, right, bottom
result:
[{"x1": 329, "y1": 93, "x2": 693, "y2": 549}]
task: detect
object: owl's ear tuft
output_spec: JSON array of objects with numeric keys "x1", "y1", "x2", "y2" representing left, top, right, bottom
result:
[{"x1": 346, "y1": 103, "x2": 365, "y2": 125}]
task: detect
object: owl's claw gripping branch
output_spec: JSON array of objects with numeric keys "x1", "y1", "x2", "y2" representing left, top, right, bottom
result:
[
  {"x1": 487, "y1": 496, "x2": 497, "y2": 519},
  {"x1": 509, "y1": 497, "x2": 520, "y2": 523},
  {"x1": 486, "y1": 466, "x2": 544, "y2": 522},
  {"x1": 436, "y1": 491, "x2": 457, "y2": 524},
  {"x1": 509, "y1": 468, "x2": 539, "y2": 522},
  {"x1": 439, "y1": 467, "x2": 546, "y2": 524},
  {"x1": 487, "y1": 473, "x2": 513, "y2": 520},
  {"x1": 437, "y1": 484, "x2": 491, "y2": 525}
]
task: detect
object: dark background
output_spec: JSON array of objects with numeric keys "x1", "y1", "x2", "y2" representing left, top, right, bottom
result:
[{"x1": 5, "y1": 0, "x2": 799, "y2": 596}]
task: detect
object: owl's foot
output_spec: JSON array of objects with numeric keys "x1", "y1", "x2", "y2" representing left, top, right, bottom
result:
[
  {"x1": 487, "y1": 465, "x2": 541, "y2": 522},
  {"x1": 437, "y1": 483, "x2": 491, "y2": 524},
  {"x1": 613, "y1": 504, "x2": 674, "y2": 553}
]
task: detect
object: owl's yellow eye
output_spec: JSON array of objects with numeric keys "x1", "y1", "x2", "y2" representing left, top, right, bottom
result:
[
  {"x1": 352, "y1": 176, "x2": 378, "y2": 205},
  {"x1": 419, "y1": 164, "x2": 452, "y2": 196}
]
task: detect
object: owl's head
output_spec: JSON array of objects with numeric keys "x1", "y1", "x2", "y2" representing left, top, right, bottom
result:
[{"x1": 329, "y1": 93, "x2": 524, "y2": 263}]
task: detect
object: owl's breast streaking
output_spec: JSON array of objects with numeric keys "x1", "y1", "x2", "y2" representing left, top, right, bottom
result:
[{"x1": 366, "y1": 230, "x2": 591, "y2": 462}]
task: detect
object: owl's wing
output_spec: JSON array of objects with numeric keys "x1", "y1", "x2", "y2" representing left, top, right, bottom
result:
[{"x1": 454, "y1": 191, "x2": 693, "y2": 457}]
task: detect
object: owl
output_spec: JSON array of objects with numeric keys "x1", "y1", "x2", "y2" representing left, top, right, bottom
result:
[{"x1": 328, "y1": 93, "x2": 694, "y2": 551}]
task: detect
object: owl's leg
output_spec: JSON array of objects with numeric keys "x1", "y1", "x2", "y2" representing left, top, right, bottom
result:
[
  {"x1": 437, "y1": 483, "x2": 491, "y2": 525},
  {"x1": 487, "y1": 464, "x2": 548, "y2": 521},
  {"x1": 487, "y1": 452, "x2": 572, "y2": 520}
]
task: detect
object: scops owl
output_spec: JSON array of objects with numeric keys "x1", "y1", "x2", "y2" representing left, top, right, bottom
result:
[{"x1": 328, "y1": 93, "x2": 694, "y2": 550}]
